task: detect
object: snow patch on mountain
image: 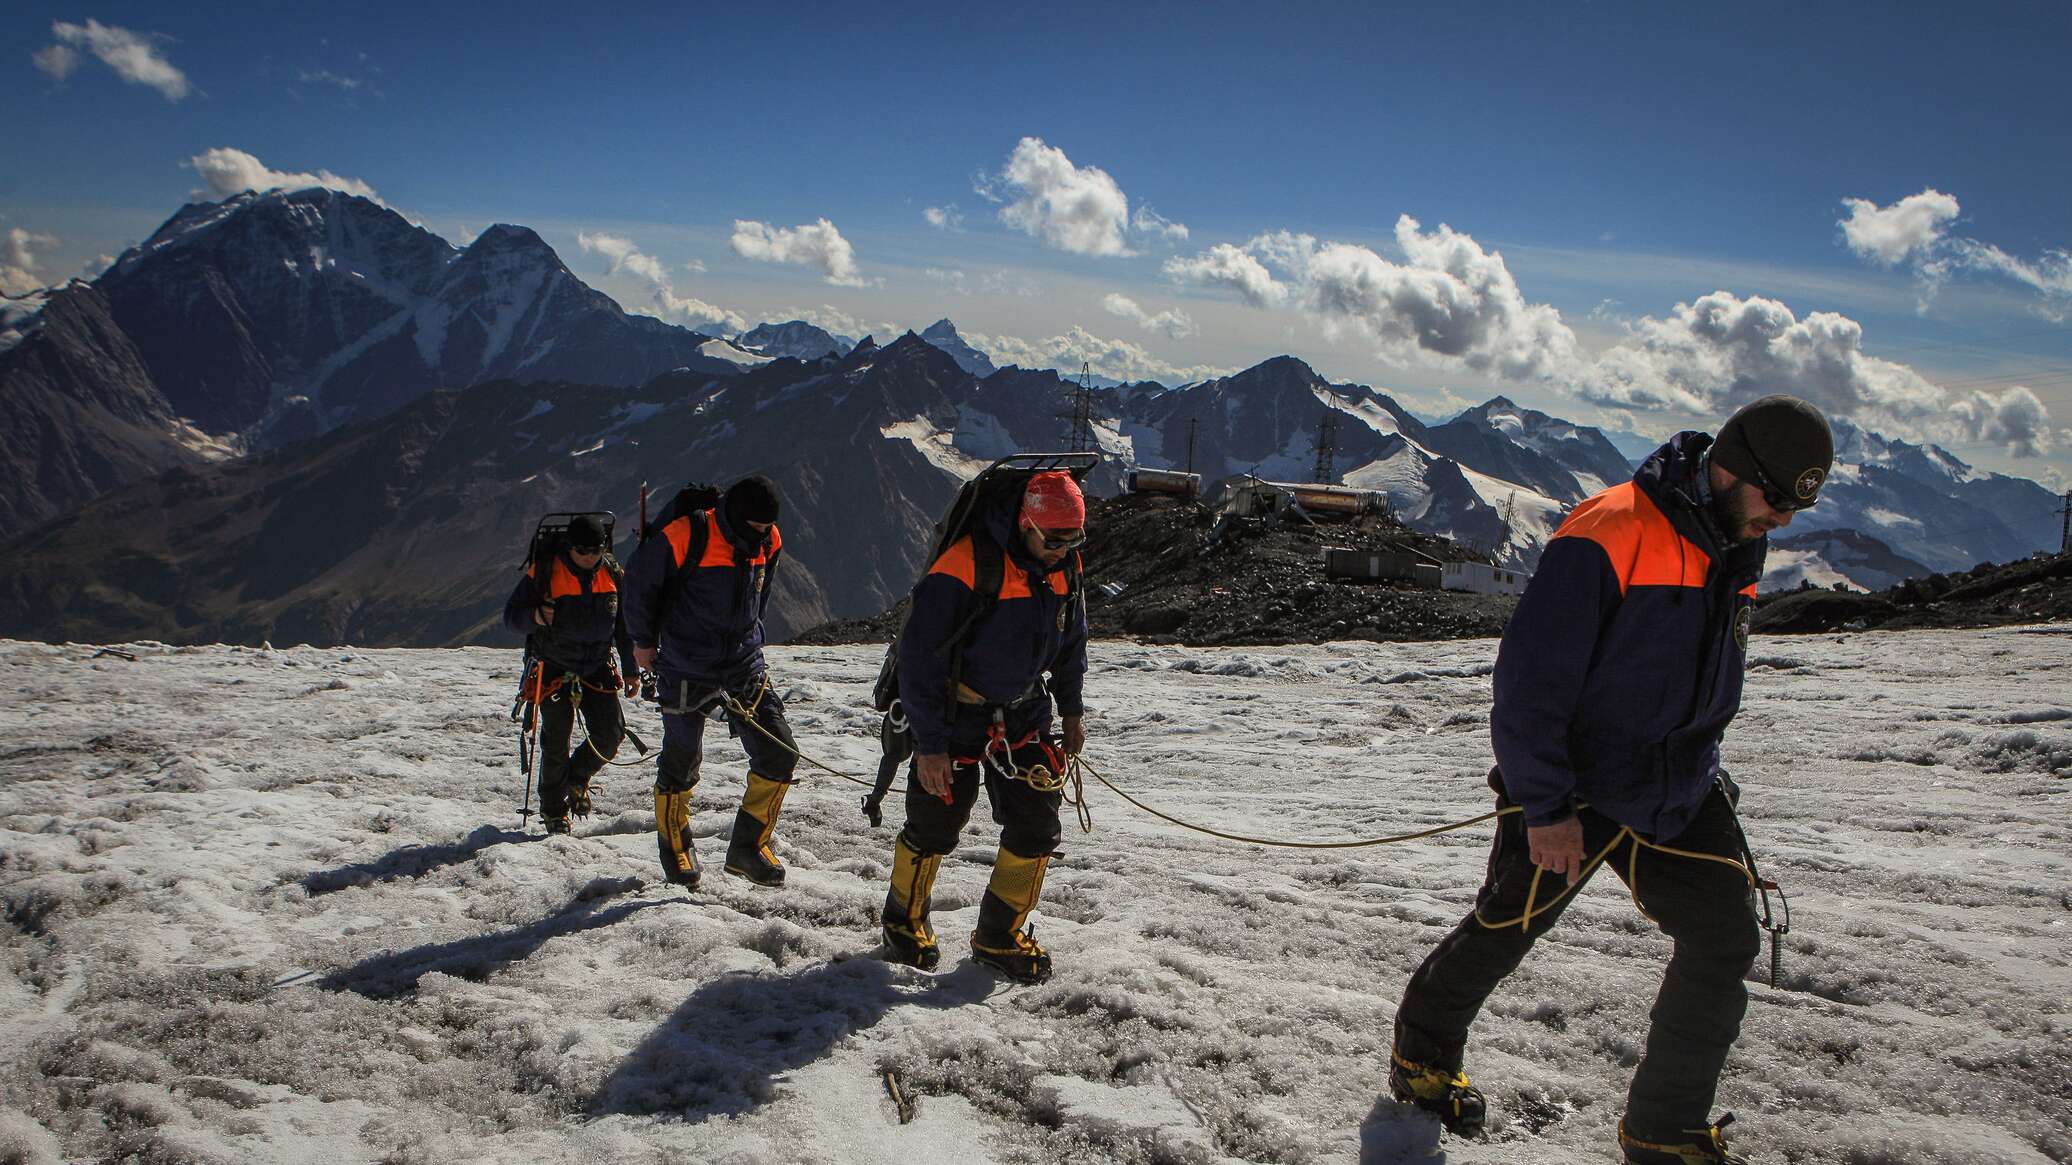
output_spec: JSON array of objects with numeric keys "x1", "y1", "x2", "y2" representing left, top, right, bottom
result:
[
  {"x1": 882, "y1": 417, "x2": 991, "y2": 480},
  {"x1": 699, "y1": 338, "x2": 775, "y2": 368}
]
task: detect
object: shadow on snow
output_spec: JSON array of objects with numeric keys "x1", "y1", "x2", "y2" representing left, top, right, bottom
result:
[
  {"x1": 316, "y1": 877, "x2": 653, "y2": 997},
  {"x1": 592, "y1": 954, "x2": 995, "y2": 1120},
  {"x1": 302, "y1": 823, "x2": 533, "y2": 895}
]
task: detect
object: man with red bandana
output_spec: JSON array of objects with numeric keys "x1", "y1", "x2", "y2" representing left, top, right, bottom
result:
[
  {"x1": 1387, "y1": 396, "x2": 1834, "y2": 1165},
  {"x1": 879, "y1": 470, "x2": 1091, "y2": 984}
]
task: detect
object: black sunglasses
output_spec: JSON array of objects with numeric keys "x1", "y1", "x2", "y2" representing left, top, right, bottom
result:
[
  {"x1": 1741, "y1": 460, "x2": 1814, "y2": 513},
  {"x1": 1036, "y1": 529, "x2": 1086, "y2": 551},
  {"x1": 569, "y1": 544, "x2": 604, "y2": 555}
]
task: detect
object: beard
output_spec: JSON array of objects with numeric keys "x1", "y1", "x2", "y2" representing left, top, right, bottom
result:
[{"x1": 1710, "y1": 484, "x2": 1773, "y2": 546}]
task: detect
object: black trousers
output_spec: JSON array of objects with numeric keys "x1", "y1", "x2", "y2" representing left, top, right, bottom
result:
[
  {"x1": 654, "y1": 675, "x2": 797, "y2": 794},
  {"x1": 536, "y1": 678, "x2": 623, "y2": 816},
  {"x1": 899, "y1": 702, "x2": 1062, "y2": 860},
  {"x1": 1393, "y1": 781, "x2": 1760, "y2": 1133}
]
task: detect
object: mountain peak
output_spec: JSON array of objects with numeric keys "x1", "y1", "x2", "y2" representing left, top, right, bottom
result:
[
  {"x1": 465, "y1": 223, "x2": 551, "y2": 252},
  {"x1": 916, "y1": 319, "x2": 996, "y2": 377}
]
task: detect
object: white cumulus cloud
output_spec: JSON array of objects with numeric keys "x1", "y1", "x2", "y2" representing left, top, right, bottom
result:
[
  {"x1": 1841, "y1": 188, "x2": 2070, "y2": 316},
  {"x1": 575, "y1": 231, "x2": 743, "y2": 335},
  {"x1": 763, "y1": 305, "x2": 898, "y2": 344},
  {"x1": 644, "y1": 291, "x2": 746, "y2": 336},
  {"x1": 2, "y1": 227, "x2": 59, "y2": 294},
  {"x1": 923, "y1": 205, "x2": 963, "y2": 231},
  {"x1": 964, "y1": 325, "x2": 1228, "y2": 385},
  {"x1": 1164, "y1": 242, "x2": 1291, "y2": 308},
  {"x1": 1169, "y1": 217, "x2": 1574, "y2": 379},
  {"x1": 1101, "y1": 292, "x2": 1196, "y2": 340},
  {"x1": 38, "y1": 19, "x2": 189, "y2": 100},
  {"x1": 576, "y1": 232, "x2": 667, "y2": 284},
  {"x1": 729, "y1": 218, "x2": 870, "y2": 287},
  {"x1": 1131, "y1": 206, "x2": 1190, "y2": 244},
  {"x1": 1839, "y1": 189, "x2": 1961, "y2": 266},
  {"x1": 989, "y1": 137, "x2": 1134, "y2": 257},
  {"x1": 186, "y1": 147, "x2": 381, "y2": 203},
  {"x1": 1577, "y1": 289, "x2": 2057, "y2": 457}
]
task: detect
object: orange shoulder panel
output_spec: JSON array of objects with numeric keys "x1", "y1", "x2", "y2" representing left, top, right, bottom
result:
[
  {"x1": 697, "y1": 511, "x2": 736, "y2": 568},
  {"x1": 767, "y1": 524, "x2": 782, "y2": 554},
  {"x1": 927, "y1": 536, "x2": 979, "y2": 589},
  {"x1": 1553, "y1": 482, "x2": 1707, "y2": 595},
  {"x1": 999, "y1": 568, "x2": 1034, "y2": 600},
  {"x1": 593, "y1": 564, "x2": 618, "y2": 594},
  {"x1": 664, "y1": 515, "x2": 694, "y2": 568}
]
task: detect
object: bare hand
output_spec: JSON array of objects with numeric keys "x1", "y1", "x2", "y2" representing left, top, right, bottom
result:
[
  {"x1": 1527, "y1": 817, "x2": 1586, "y2": 886},
  {"x1": 915, "y1": 753, "x2": 954, "y2": 803},
  {"x1": 534, "y1": 605, "x2": 555, "y2": 626},
  {"x1": 633, "y1": 645, "x2": 657, "y2": 672},
  {"x1": 1061, "y1": 716, "x2": 1085, "y2": 757}
]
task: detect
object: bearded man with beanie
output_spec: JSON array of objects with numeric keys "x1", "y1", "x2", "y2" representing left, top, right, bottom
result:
[
  {"x1": 623, "y1": 474, "x2": 798, "y2": 890},
  {"x1": 1386, "y1": 396, "x2": 1833, "y2": 1164},
  {"x1": 880, "y1": 469, "x2": 1091, "y2": 984}
]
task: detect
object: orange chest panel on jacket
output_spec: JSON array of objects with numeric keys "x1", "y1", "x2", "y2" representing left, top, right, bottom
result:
[
  {"x1": 539, "y1": 559, "x2": 617, "y2": 600},
  {"x1": 928, "y1": 537, "x2": 1067, "y2": 600},
  {"x1": 666, "y1": 512, "x2": 781, "y2": 569}
]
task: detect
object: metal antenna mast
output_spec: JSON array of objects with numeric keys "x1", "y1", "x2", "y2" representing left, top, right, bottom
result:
[
  {"x1": 1311, "y1": 404, "x2": 1339, "y2": 484},
  {"x1": 1066, "y1": 361, "x2": 1097, "y2": 453}
]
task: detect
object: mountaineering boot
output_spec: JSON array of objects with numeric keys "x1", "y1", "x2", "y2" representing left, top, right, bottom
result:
[
  {"x1": 970, "y1": 848, "x2": 1053, "y2": 985},
  {"x1": 724, "y1": 772, "x2": 790, "y2": 886},
  {"x1": 654, "y1": 788, "x2": 700, "y2": 889},
  {"x1": 1388, "y1": 1051, "x2": 1487, "y2": 1137},
  {"x1": 568, "y1": 778, "x2": 594, "y2": 819},
  {"x1": 543, "y1": 814, "x2": 571, "y2": 836},
  {"x1": 880, "y1": 836, "x2": 943, "y2": 971},
  {"x1": 1618, "y1": 1113, "x2": 1751, "y2": 1164}
]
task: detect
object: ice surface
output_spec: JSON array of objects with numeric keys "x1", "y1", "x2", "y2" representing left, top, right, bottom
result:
[{"x1": 0, "y1": 630, "x2": 2065, "y2": 1162}]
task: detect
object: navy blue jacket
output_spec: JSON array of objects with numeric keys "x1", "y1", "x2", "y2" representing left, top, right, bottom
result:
[
  {"x1": 1491, "y1": 433, "x2": 1766, "y2": 840},
  {"x1": 622, "y1": 508, "x2": 782, "y2": 687},
  {"x1": 503, "y1": 552, "x2": 634, "y2": 678},
  {"x1": 898, "y1": 498, "x2": 1089, "y2": 755}
]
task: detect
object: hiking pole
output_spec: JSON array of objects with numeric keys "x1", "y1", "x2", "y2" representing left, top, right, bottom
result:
[{"x1": 517, "y1": 697, "x2": 538, "y2": 830}]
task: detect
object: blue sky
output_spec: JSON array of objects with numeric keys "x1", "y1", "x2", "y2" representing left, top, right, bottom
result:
[{"x1": 4, "y1": 1, "x2": 2069, "y2": 488}]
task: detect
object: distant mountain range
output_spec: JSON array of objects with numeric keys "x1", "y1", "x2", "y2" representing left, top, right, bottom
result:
[{"x1": 0, "y1": 188, "x2": 2059, "y2": 646}]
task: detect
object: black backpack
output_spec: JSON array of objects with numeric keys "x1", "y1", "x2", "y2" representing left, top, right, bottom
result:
[
  {"x1": 636, "y1": 481, "x2": 724, "y2": 626},
  {"x1": 870, "y1": 452, "x2": 1099, "y2": 714}
]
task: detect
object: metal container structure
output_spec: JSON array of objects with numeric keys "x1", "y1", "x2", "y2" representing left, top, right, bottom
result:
[
  {"x1": 1440, "y1": 560, "x2": 1531, "y2": 595},
  {"x1": 1284, "y1": 483, "x2": 1389, "y2": 516},
  {"x1": 1128, "y1": 468, "x2": 1203, "y2": 497},
  {"x1": 1322, "y1": 548, "x2": 1444, "y2": 588}
]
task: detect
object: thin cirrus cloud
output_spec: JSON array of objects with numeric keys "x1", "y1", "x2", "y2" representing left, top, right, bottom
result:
[
  {"x1": 977, "y1": 137, "x2": 1189, "y2": 258},
  {"x1": 729, "y1": 218, "x2": 871, "y2": 287},
  {"x1": 1840, "y1": 188, "x2": 2072, "y2": 315},
  {"x1": 1101, "y1": 292, "x2": 1196, "y2": 340},
  {"x1": 186, "y1": 147, "x2": 381, "y2": 203},
  {"x1": 576, "y1": 231, "x2": 744, "y2": 335},
  {"x1": 1165, "y1": 216, "x2": 1575, "y2": 381},
  {"x1": 32, "y1": 19, "x2": 190, "y2": 101},
  {"x1": 964, "y1": 324, "x2": 1229, "y2": 386}
]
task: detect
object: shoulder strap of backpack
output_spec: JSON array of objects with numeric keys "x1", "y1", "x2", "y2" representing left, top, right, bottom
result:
[{"x1": 942, "y1": 533, "x2": 1007, "y2": 689}]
